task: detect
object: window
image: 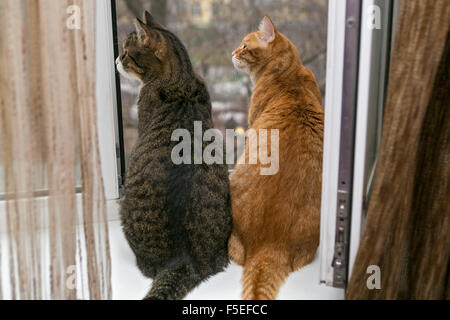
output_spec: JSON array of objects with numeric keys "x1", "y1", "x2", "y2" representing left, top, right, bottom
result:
[
  {"x1": 192, "y1": 2, "x2": 202, "y2": 18},
  {"x1": 212, "y1": 2, "x2": 220, "y2": 18}
]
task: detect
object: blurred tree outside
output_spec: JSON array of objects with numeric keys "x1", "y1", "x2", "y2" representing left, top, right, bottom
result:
[{"x1": 116, "y1": 0, "x2": 328, "y2": 164}]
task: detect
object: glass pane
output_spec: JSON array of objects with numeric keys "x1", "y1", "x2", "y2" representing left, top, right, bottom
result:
[{"x1": 116, "y1": 0, "x2": 328, "y2": 167}]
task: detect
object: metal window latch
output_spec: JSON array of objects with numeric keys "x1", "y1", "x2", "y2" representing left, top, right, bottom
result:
[{"x1": 333, "y1": 191, "x2": 351, "y2": 287}]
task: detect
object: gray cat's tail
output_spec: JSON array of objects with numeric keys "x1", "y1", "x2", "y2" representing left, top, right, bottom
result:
[{"x1": 143, "y1": 262, "x2": 202, "y2": 300}]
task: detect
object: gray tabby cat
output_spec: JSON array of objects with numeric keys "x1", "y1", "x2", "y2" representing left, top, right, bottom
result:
[{"x1": 117, "y1": 11, "x2": 232, "y2": 300}]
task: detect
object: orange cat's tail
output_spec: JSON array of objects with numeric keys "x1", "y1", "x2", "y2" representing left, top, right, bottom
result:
[{"x1": 241, "y1": 253, "x2": 290, "y2": 300}]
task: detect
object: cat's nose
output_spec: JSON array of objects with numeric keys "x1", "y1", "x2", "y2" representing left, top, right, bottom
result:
[{"x1": 115, "y1": 57, "x2": 120, "y2": 65}]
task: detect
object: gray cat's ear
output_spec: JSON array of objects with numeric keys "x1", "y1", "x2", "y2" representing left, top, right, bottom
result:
[
  {"x1": 258, "y1": 16, "x2": 276, "y2": 45},
  {"x1": 135, "y1": 17, "x2": 155, "y2": 44},
  {"x1": 145, "y1": 11, "x2": 156, "y2": 26},
  {"x1": 135, "y1": 17, "x2": 148, "y2": 37},
  {"x1": 144, "y1": 10, "x2": 165, "y2": 28}
]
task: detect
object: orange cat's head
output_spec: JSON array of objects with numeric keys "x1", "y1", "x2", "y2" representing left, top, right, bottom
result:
[{"x1": 232, "y1": 16, "x2": 286, "y2": 77}]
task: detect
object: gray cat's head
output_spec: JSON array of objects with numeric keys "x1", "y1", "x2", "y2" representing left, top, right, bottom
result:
[{"x1": 116, "y1": 11, "x2": 192, "y2": 84}]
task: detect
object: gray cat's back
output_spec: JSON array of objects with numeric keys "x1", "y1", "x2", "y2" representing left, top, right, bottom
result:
[{"x1": 118, "y1": 11, "x2": 231, "y2": 299}]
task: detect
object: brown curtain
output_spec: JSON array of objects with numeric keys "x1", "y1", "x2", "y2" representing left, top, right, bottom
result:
[
  {"x1": 347, "y1": 0, "x2": 450, "y2": 299},
  {"x1": 0, "y1": 0, "x2": 111, "y2": 299}
]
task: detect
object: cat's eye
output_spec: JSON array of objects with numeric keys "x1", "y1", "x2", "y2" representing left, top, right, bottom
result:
[{"x1": 242, "y1": 43, "x2": 247, "y2": 49}]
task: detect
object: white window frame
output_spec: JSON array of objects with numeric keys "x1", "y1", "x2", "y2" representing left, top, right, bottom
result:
[
  {"x1": 319, "y1": 0, "x2": 346, "y2": 288},
  {"x1": 96, "y1": 0, "x2": 122, "y2": 202},
  {"x1": 319, "y1": 0, "x2": 395, "y2": 288}
]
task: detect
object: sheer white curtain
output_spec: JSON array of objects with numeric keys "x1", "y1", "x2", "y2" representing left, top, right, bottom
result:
[{"x1": 0, "y1": 0, "x2": 111, "y2": 299}]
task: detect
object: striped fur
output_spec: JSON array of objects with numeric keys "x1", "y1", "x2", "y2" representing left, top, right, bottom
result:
[
  {"x1": 241, "y1": 252, "x2": 290, "y2": 300},
  {"x1": 119, "y1": 11, "x2": 232, "y2": 300}
]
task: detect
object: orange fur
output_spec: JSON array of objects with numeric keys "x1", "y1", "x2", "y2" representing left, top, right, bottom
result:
[{"x1": 229, "y1": 16, "x2": 324, "y2": 300}]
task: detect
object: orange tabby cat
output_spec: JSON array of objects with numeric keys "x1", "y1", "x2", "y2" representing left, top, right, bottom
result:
[{"x1": 229, "y1": 16, "x2": 324, "y2": 300}]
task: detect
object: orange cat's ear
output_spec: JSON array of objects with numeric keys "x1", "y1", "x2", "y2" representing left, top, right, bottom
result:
[{"x1": 258, "y1": 16, "x2": 276, "y2": 45}]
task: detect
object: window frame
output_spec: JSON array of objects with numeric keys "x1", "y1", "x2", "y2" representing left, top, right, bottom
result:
[
  {"x1": 319, "y1": 0, "x2": 396, "y2": 288},
  {"x1": 97, "y1": 0, "x2": 125, "y2": 202},
  {"x1": 319, "y1": 0, "x2": 347, "y2": 289}
]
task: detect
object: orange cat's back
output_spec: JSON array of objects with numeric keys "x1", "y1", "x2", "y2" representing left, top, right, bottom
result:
[{"x1": 229, "y1": 16, "x2": 323, "y2": 300}]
